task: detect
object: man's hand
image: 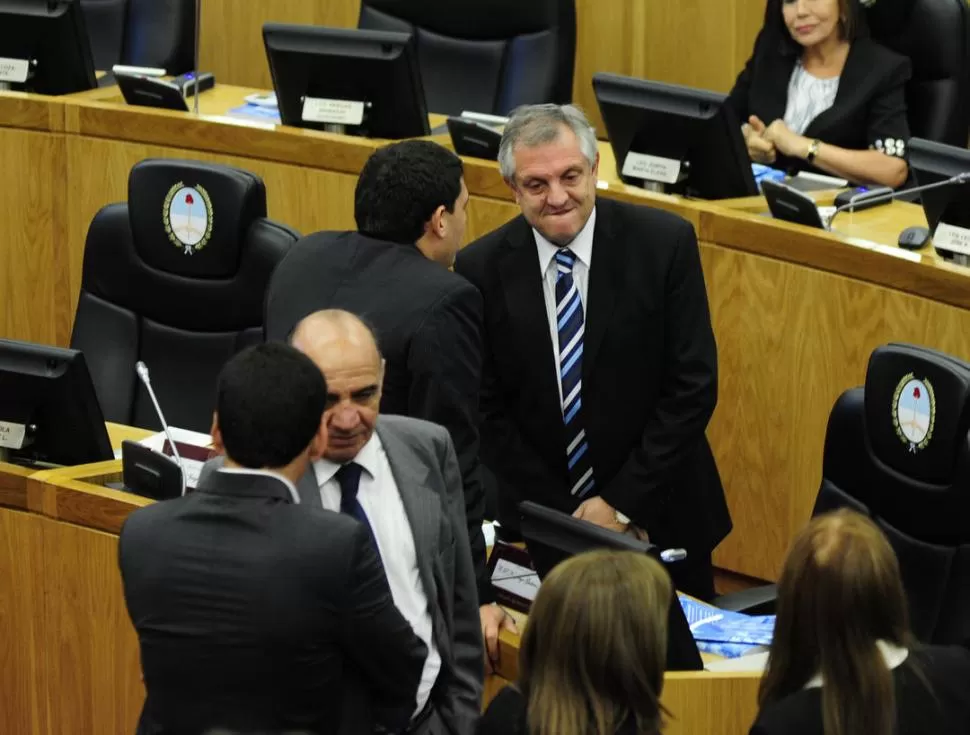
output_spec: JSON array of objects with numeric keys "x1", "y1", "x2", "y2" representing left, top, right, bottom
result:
[
  {"x1": 480, "y1": 603, "x2": 518, "y2": 674},
  {"x1": 573, "y1": 496, "x2": 628, "y2": 533}
]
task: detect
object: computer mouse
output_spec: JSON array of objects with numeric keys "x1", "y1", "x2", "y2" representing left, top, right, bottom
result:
[{"x1": 898, "y1": 226, "x2": 930, "y2": 250}]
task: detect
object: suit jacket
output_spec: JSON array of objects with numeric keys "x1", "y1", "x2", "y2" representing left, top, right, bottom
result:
[
  {"x1": 726, "y1": 31, "x2": 911, "y2": 176},
  {"x1": 750, "y1": 645, "x2": 970, "y2": 735},
  {"x1": 477, "y1": 686, "x2": 641, "y2": 735},
  {"x1": 264, "y1": 231, "x2": 489, "y2": 602},
  {"x1": 198, "y1": 416, "x2": 485, "y2": 735},
  {"x1": 454, "y1": 198, "x2": 731, "y2": 560},
  {"x1": 119, "y1": 468, "x2": 427, "y2": 735}
]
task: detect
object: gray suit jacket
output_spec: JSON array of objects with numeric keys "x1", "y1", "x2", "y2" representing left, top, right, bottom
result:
[{"x1": 200, "y1": 415, "x2": 484, "y2": 735}]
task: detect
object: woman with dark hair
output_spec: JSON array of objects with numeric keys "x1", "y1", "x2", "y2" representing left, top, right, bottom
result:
[
  {"x1": 751, "y1": 509, "x2": 970, "y2": 735},
  {"x1": 477, "y1": 549, "x2": 672, "y2": 735},
  {"x1": 728, "y1": 0, "x2": 910, "y2": 187}
]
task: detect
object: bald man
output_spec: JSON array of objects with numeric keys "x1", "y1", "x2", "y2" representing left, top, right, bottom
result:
[{"x1": 205, "y1": 311, "x2": 484, "y2": 735}]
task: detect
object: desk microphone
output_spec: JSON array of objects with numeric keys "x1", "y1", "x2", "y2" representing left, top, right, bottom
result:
[
  {"x1": 826, "y1": 172, "x2": 970, "y2": 229},
  {"x1": 135, "y1": 361, "x2": 186, "y2": 495}
]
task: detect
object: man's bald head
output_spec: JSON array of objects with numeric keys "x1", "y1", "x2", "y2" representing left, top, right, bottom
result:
[{"x1": 290, "y1": 310, "x2": 383, "y2": 463}]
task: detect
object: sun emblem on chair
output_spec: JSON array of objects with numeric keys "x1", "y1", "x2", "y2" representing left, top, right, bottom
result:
[
  {"x1": 892, "y1": 373, "x2": 935, "y2": 453},
  {"x1": 163, "y1": 182, "x2": 214, "y2": 255}
]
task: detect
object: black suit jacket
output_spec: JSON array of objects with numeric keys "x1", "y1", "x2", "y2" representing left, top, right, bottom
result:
[
  {"x1": 750, "y1": 645, "x2": 970, "y2": 735},
  {"x1": 727, "y1": 31, "x2": 911, "y2": 176},
  {"x1": 264, "y1": 231, "x2": 490, "y2": 602},
  {"x1": 454, "y1": 198, "x2": 731, "y2": 560},
  {"x1": 119, "y1": 469, "x2": 427, "y2": 735}
]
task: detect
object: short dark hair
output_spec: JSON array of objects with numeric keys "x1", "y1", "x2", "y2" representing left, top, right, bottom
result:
[
  {"x1": 354, "y1": 140, "x2": 464, "y2": 245},
  {"x1": 215, "y1": 343, "x2": 327, "y2": 468}
]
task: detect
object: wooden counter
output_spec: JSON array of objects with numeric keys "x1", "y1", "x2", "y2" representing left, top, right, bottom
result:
[{"x1": 3, "y1": 84, "x2": 970, "y2": 584}]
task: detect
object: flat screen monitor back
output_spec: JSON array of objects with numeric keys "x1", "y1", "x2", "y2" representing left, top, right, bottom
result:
[
  {"x1": 0, "y1": 339, "x2": 112, "y2": 467},
  {"x1": 519, "y1": 501, "x2": 704, "y2": 672},
  {"x1": 0, "y1": 0, "x2": 97, "y2": 95},
  {"x1": 263, "y1": 23, "x2": 430, "y2": 140},
  {"x1": 594, "y1": 72, "x2": 756, "y2": 200},
  {"x1": 909, "y1": 137, "x2": 970, "y2": 232}
]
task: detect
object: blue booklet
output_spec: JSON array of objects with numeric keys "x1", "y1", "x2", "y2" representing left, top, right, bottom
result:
[{"x1": 678, "y1": 594, "x2": 775, "y2": 659}]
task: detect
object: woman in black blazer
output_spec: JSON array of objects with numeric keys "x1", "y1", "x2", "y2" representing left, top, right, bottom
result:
[
  {"x1": 727, "y1": 0, "x2": 911, "y2": 187},
  {"x1": 751, "y1": 510, "x2": 970, "y2": 735},
  {"x1": 477, "y1": 550, "x2": 671, "y2": 735}
]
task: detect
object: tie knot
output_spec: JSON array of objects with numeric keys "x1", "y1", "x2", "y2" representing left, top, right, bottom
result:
[
  {"x1": 336, "y1": 462, "x2": 363, "y2": 502},
  {"x1": 555, "y1": 248, "x2": 577, "y2": 272}
]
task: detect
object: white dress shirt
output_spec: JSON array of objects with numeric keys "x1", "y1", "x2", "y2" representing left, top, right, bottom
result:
[
  {"x1": 216, "y1": 466, "x2": 300, "y2": 503},
  {"x1": 312, "y1": 434, "x2": 440, "y2": 717},
  {"x1": 533, "y1": 206, "x2": 597, "y2": 406}
]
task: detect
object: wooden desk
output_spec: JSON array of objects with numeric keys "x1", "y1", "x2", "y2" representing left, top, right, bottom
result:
[
  {"x1": 198, "y1": 0, "x2": 765, "y2": 133},
  {"x1": 5, "y1": 84, "x2": 970, "y2": 584}
]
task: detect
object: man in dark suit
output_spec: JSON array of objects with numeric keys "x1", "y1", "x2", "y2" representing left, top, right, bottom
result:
[
  {"x1": 264, "y1": 140, "x2": 510, "y2": 663},
  {"x1": 119, "y1": 343, "x2": 426, "y2": 735},
  {"x1": 455, "y1": 104, "x2": 732, "y2": 600}
]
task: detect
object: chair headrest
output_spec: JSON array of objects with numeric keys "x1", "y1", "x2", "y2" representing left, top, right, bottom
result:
[
  {"x1": 127, "y1": 159, "x2": 267, "y2": 279},
  {"x1": 361, "y1": 0, "x2": 562, "y2": 39},
  {"x1": 865, "y1": 343, "x2": 970, "y2": 483}
]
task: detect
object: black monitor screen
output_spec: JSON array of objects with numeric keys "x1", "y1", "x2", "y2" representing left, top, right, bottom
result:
[
  {"x1": 0, "y1": 339, "x2": 112, "y2": 466},
  {"x1": 263, "y1": 23, "x2": 430, "y2": 140},
  {"x1": 909, "y1": 137, "x2": 970, "y2": 233},
  {"x1": 593, "y1": 72, "x2": 757, "y2": 200},
  {"x1": 518, "y1": 501, "x2": 704, "y2": 672},
  {"x1": 0, "y1": 0, "x2": 96, "y2": 95}
]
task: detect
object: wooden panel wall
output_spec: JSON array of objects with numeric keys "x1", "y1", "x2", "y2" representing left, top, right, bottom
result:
[{"x1": 198, "y1": 0, "x2": 767, "y2": 130}]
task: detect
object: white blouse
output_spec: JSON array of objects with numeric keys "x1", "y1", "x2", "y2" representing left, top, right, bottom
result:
[{"x1": 783, "y1": 61, "x2": 840, "y2": 135}]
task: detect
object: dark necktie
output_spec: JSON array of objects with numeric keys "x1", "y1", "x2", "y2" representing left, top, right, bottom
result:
[
  {"x1": 336, "y1": 462, "x2": 380, "y2": 558},
  {"x1": 555, "y1": 248, "x2": 595, "y2": 498}
]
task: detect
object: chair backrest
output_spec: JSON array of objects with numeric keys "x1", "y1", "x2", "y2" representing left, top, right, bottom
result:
[
  {"x1": 867, "y1": 0, "x2": 970, "y2": 146},
  {"x1": 81, "y1": 0, "x2": 195, "y2": 75},
  {"x1": 357, "y1": 0, "x2": 576, "y2": 116},
  {"x1": 70, "y1": 159, "x2": 299, "y2": 433},
  {"x1": 818, "y1": 343, "x2": 970, "y2": 645}
]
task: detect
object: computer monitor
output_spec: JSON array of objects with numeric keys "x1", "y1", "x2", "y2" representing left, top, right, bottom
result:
[
  {"x1": 908, "y1": 137, "x2": 970, "y2": 260},
  {"x1": 0, "y1": 0, "x2": 96, "y2": 95},
  {"x1": 263, "y1": 23, "x2": 430, "y2": 140},
  {"x1": 518, "y1": 501, "x2": 704, "y2": 672},
  {"x1": 0, "y1": 339, "x2": 112, "y2": 467},
  {"x1": 593, "y1": 72, "x2": 757, "y2": 200}
]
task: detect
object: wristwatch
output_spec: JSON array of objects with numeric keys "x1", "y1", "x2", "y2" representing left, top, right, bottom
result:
[{"x1": 806, "y1": 139, "x2": 821, "y2": 163}]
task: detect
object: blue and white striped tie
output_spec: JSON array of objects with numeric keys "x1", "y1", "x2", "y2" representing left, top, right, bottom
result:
[{"x1": 555, "y1": 249, "x2": 595, "y2": 498}]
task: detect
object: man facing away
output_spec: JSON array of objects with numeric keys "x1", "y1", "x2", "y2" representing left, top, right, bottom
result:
[
  {"x1": 289, "y1": 309, "x2": 483, "y2": 735},
  {"x1": 455, "y1": 104, "x2": 733, "y2": 600},
  {"x1": 264, "y1": 139, "x2": 511, "y2": 659},
  {"x1": 119, "y1": 343, "x2": 426, "y2": 735}
]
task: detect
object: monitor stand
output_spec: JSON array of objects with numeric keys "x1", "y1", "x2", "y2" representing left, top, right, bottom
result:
[
  {"x1": 0, "y1": 83, "x2": 10, "y2": 91},
  {"x1": 323, "y1": 123, "x2": 347, "y2": 135}
]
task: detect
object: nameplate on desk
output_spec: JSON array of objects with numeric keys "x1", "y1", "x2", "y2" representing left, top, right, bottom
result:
[
  {"x1": 0, "y1": 420, "x2": 27, "y2": 450},
  {"x1": 487, "y1": 540, "x2": 539, "y2": 614},
  {"x1": 622, "y1": 152, "x2": 682, "y2": 185},
  {"x1": 933, "y1": 222, "x2": 970, "y2": 256},
  {"x1": 0, "y1": 57, "x2": 29, "y2": 84},
  {"x1": 301, "y1": 97, "x2": 365, "y2": 126}
]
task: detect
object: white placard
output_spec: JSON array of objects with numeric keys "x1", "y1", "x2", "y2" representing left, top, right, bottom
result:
[
  {"x1": 0, "y1": 420, "x2": 27, "y2": 449},
  {"x1": 0, "y1": 57, "x2": 29, "y2": 84},
  {"x1": 301, "y1": 97, "x2": 365, "y2": 126},
  {"x1": 621, "y1": 151, "x2": 682, "y2": 185},
  {"x1": 491, "y1": 557, "x2": 540, "y2": 602},
  {"x1": 933, "y1": 222, "x2": 970, "y2": 256}
]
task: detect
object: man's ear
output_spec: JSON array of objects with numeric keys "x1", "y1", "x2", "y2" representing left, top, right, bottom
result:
[
  {"x1": 210, "y1": 413, "x2": 225, "y2": 455},
  {"x1": 591, "y1": 151, "x2": 601, "y2": 179},
  {"x1": 430, "y1": 204, "x2": 448, "y2": 237}
]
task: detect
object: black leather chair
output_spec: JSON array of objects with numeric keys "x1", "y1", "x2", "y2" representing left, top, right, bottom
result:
[
  {"x1": 70, "y1": 160, "x2": 299, "y2": 433},
  {"x1": 81, "y1": 0, "x2": 195, "y2": 75},
  {"x1": 720, "y1": 343, "x2": 970, "y2": 646},
  {"x1": 867, "y1": 0, "x2": 970, "y2": 146},
  {"x1": 357, "y1": 0, "x2": 576, "y2": 116}
]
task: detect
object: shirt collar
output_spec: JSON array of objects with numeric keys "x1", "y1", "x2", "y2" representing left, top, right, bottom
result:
[
  {"x1": 803, "y1": 640, "x2": 909, "y2": 689},
  {"x1": 215, "y1": 467, "x2": 301, "y2": 504},
  {"x1": 533, "y1": 206, "x2": 597, "y2": 276},
  {"x1": 312, "y1": 431, "x2": 383, "y2": 488}
]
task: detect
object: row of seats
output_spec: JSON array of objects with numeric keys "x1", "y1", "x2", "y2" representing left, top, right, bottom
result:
[
  {"x1": 82, "y1": 0, "x2": 970, "y2": 139},
  {"x1": 71, "y1": 158, "x2": 970, "y2": 648}
]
